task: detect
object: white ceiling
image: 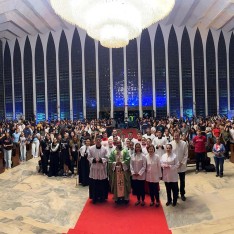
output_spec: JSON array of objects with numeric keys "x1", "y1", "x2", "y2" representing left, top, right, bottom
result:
[{"x1": 0, "y1": 0, "x2": 233, "y2": 41}]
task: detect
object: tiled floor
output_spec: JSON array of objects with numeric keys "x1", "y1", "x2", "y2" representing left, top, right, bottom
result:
[
  {"x1": 165, "y1": 156, "x2": 234, "y2": 234},
  {"x1": 0, "y1": 154, "x2": 234, "y2": 234},
  {"x1": 0, "y1": 158, "x2": 88, "y2": 234}
]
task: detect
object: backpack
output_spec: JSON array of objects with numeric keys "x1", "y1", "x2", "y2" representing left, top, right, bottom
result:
[
  {"x1": 204, "y1": 155, "x2": 211, "y2": 166},
  {"x1": 205, "y1": 164, "x2": 216, "y2": 172}
]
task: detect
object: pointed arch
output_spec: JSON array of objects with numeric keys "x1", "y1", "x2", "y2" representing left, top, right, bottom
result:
[
  {"x1": 59, "y1": 30, "x2": 70, "y2": 119},
  {"x1": 14, "y1": 39, "x2": 23, "y2": 118},
  {"x1": 4, "y1": 42, "x2": 13, "y2": 119},
  {"x1": 218, "y1": 31, "x2": 227, "y2": 115},
  {"x1": 72, "y1": 28, "x2": 83, "y2": 120},
  {"x1": 47, "y1": 32, "x2": 57, "y2": 120},
  {"x1": 85, "y1": 35, "x2": 96, "y2": 119},
  {"x1": 194, "y1": 28, "x2": 205, "y2": 116},
  {"x1": 168, "y1": 25, "x2": 180, "y2": 117},
  {"x1": 35, "y1": 35, "x2": 45, "y2": 121},
  {"x1": 230, "y1": 33, "x2": 234, "y2": 110},
  {"x1": 112, "y1": 47, "x2": 124, "y2": 120},
  {"x1": 126, "y1": 38, "x2": 138, "y2": 110},
  {"x1": 24, "y1": 37, "x2": 33, "y2": 120},
  {"x1": 155, "y1": 24, "x2": 167, "y2": 117},
  {"x1": 181, "y1": 27, "x2": 193, "y2": 118},
  {"x1": 206, "y1": 30, "x2": 217, "y2": 116},
  {"x1": 98, "y1": 42, "x2": 110, "y2": 117},
  {"x1": 140, "y1": 29, "x2": 152, "y2": 111},
  {"x1": 0, "y1": 41, "x2": 3, "y2": 119}
]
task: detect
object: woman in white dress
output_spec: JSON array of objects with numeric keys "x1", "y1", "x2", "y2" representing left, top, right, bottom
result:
[
  {"x1": 19, "y1": 132, "x2": 27, "y2": 162},
  {"x1": 161, "y1": 144, "x2": 179, "y2": 207},
  {"x1": 130, "y1": 143, "x2": 146, "y2": 206},
  {"x1": 145, "y1": 145, "x2": 162, "y2": 207}
]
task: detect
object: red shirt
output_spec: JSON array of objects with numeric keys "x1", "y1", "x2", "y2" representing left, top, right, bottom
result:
[
  {"x1": 193, "y1": 135, "x2": 206, "y2": 153},
  {"x1": 212, "y1": 128, "x2": 220, "y2": 137}
]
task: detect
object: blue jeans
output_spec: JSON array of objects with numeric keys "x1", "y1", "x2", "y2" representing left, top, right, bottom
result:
[
  {"x1": 4, "y1": 149, "x2": 12, "y2": 168},
  {"x1": 214, "y1": 156, "x2": 224, "y2": 176}
]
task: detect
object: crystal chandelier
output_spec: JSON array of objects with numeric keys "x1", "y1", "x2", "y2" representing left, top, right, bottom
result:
[{"x1": 50, "y1": 0, "x2": 175, "y2": 48}]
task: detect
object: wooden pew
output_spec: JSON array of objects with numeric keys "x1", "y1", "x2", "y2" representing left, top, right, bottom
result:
[
  {"x1": 0, "y1": 143, "x2": 33, "y2": 174},
  {"x1": 230, "y1": 144, "x2": 234, "y2": 163}
]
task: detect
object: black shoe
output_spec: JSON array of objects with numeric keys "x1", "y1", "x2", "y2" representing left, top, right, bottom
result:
[
  {"x1": 172, "y1": 203, "x2": 177, "y2": 207},
  {"x1": 124, "y1": 200, "x2": 129, "y2": 204},
  {"x1": 195, "y1": 170, "x2": 199, "y2": 174},
  {"x1": 166, "y1": 201, "x2": 172, "y2": 206},
  {"x1": 92, "y1": 200, "x2": 97, "y2": 204},
  {"x1": 220, "y1": 175, "x2": 223, "y2": 178},
  {"x1": 155, "y1": 203, "x2": 160, "y2": 207},
  {"x1": 135, "y1": 201, "x2": 140, "y2": 206},
  {"x1": 181, "y1": 196, "x2": 186, "y2": 201},
  {"x1": 150, "y1": 201, "x2": 154, "y2": 207},
  {"x1": 141, "y1": 201, "x2": 145, "y2": 206},
  {"x1": 216, "y1": 174, "x2": 219, "y2": 177}
]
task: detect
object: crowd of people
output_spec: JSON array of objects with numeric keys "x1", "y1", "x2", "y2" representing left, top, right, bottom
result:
[{"x1": 0, "y1": 115, "x2": 233, "y2": 206}]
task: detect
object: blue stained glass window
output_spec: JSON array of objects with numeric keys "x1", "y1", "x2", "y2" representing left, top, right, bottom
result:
[
  {"x1": 113, "y1": 48, "x2": 124, "y2": 109},
  {"x1": 168, "y1": 26, "x2": 180, "y2": 117},
  {"x1": 85, "y1": 35, "x2": 97, "y2": 119},
  {"x1": 35, "y1": 35, "x2": 45, "y2": 122},
  {"x1": 218, "y1": 32, "x2": 228, "y2": 116},
  {"x1": 24, "y1": 37, "x2": 34, "y2": 121},
  {"x1": 155, "y1": 25, "x2": 167, "y2": 118},
  {"x1": 47, "y1": 33, "x2": 57, "y2": 121},
  {"x1": 206, "y1": 30, "x2": 217, "y2": 116},
  {"x1": 140, "y1": 29, "x2": 153, "y2": 109},
  {"x1": 13, "y1": 39, "x2": 23, "y2": 119},
  {"x1": 72, "y1": 28, "x2": 83, "y2": 120},
  {"x1": 0, "y1": 41, "x2": 4, "y2": 120},
  {"x1": 194, "y1": 29, "x2": 205, "y2": 117},
  {"x1": 181, "y1": 27, "x2": 193, "y2": 118},
  {"x1": 230, "y1": 33, "x2": 234, "y2": 111},
  {"x1": 99, "y1": 43, "x2": 110, "y2": 114},
  {"x1": 126, "y1": 39, "x2": 138, "y2": 108},
  {"x1": 59, "y1": 31, "x2": 70, "y2": 120},
  {"x1": 4, "y1": 42, "x2": 13, "y2": 120}
]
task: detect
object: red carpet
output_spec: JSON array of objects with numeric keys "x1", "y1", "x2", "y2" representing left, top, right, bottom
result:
[
  {"x1": 67, "y1": 194, "x2": 171, "y2": 234},
  {"x1": 68, "y1": 128, "x2": 170, "y2": 234}
]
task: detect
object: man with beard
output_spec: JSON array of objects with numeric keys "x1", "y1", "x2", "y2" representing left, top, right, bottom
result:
[{"x1": 109, "y1": 140, "x2": 131, "y2": 204}]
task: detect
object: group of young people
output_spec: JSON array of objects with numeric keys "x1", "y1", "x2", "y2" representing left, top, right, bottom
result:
[
  {"x1": 0, "y1": 115, "x2": 233, "y2": 207},
  {"x1": 78, "y1": 116, "x2": 234, "y2": 206}
]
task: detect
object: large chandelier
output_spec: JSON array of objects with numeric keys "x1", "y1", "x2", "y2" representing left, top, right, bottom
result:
[{"x1": 50, "y1": 0, "x2": 175, "y2": 48}]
